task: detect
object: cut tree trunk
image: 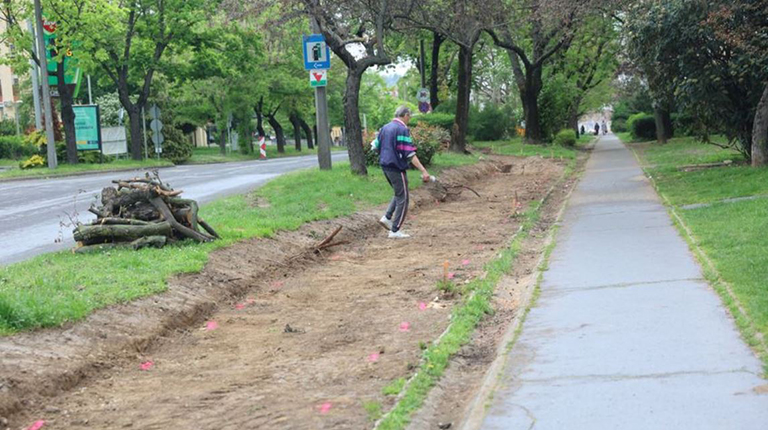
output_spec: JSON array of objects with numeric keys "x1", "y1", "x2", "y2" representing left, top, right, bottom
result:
[
  {"x1": 73, "y1": 222, "x2": 173, "y2": 245},
  {"x1": 752, "y1": 83, "x2": 768, "y2": 167},
  {"x1": 126, "y1": 107, "x2": 143, "y2": 160},
  {"x1": 451, "y1": 44, "x2": 473, "y2": 153},
  {"x1": 343, "y1": 68, "x2": 367, "y2": 175}
]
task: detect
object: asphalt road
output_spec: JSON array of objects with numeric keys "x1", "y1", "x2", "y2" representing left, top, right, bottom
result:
[{"x1": 0, "y1": 152, "x2": 348, "y2": 266}]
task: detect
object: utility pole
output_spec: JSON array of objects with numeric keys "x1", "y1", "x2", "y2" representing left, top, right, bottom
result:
[
  {"x1": 34, "y1": 0, "x2": 57, "y2": 169},
  {"x1": 27, "y1": 21, "x2": 42, "y2": 131},
  {"x1": 310, "y1": 17, "x2": 332, "y2": 170},
  {"x1": 420, "y1": 39, "x2": 426, "y2": 88}
]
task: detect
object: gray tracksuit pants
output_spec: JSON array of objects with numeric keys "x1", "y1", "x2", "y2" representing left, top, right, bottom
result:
[{"x1": 383, "y1": 168, "x2": 409, "y2": 233}]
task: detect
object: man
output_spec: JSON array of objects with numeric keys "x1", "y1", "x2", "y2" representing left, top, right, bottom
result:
[{"x1": 373, "y1": 106, "x2": 431, "y2": 239}]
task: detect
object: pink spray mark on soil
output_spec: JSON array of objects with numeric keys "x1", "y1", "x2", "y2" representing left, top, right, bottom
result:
[
  {"x1": 418, "y1": 302, "x2": 428, "y2": 311},
  {"x1": 234, "y1": 303, "x2": 246, "y2": 310},
  {"x1": 330, "y1": 255, "x2": 342, "y2": 261},
  {"x1": 271, "y1": 281, "x2": 285, "y2": 289},
  {"x1": 448, "y1": 272, "x2": 455, "y2": 279},
  {"x1": 319, "y1": 402, "x2": 333, "y2": 414},
  {"x1": 139, "y1": 361, "x2": 154, "y2": 371},
  {"x1": 367, "y1": 353, "x2": 380, "y2": 362},
  {"x1": 399, "y1": 322, "x2": 411, "y2": 332},
  {"x1": 26, "y1": 421, "x2": 45, "y2": 430},
  {"x1": 205, "y1": 321, "x2": 219, "y2": 331},
  {"x1": 462, "y1": 259, "x2": 471, "y2": 265}
]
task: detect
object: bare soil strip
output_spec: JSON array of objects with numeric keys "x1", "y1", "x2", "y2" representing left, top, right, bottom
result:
[{"x1": 2, "y1": 156, "x2": 566, "y2": 429}]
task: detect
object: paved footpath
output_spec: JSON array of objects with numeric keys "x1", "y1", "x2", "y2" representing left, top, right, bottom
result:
[{"x1": 479, "y1": 134, "x2": 768, "y2": 429}]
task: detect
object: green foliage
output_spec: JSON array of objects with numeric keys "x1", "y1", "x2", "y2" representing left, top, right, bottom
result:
[
  {"x1": 0, "y1": 120, "x2": 17, "y2": 136},
  {"x1": 382, "y1": 378, "x2": 406, "y2": 396},
  {"x1": 539, "y1": 75, "x2": 578, "y2": 141},
  {"x1": 363, "y1": 401, "x2": 383, "y2": 422},
  {"x1": 471, "y1": 105, "x2": 512, "y2": 141},
  {"x1": 611, "y1": 119, "x2": 628, "y2": 133},
  {"x1": 94, "y1": 94, "x2": 124, "y2": 127},
  {"x1": 411, "y1": 125, "x2": 448, "y2": 166},
  {"x1": 78, "y1": 151, "x2": 113, "y2": 164},
  {"x1": 0, "y1": 135, "x2": 35, "y2": 159},
  {"x1": 414, "y1": 113, "x2": 455, "y2": 131},
  {"x1": 19, "y1": 154, "x2": 45, "y2": 169},
  {"x1": 554, "y1": 129, "x2": 577, "y2": 147},
  {"x1": 161, "y1": 125, "x2": 194, "y2": 164},
  {"x1": 628, "y1": 113, "x2": 656, "y2": 141}
]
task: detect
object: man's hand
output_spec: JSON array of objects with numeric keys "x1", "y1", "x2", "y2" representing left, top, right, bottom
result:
[
  {"x1": 421, "y1": 172, "x2": 431, "y2": 183},
  {"x1": 411, "y1": 154, "x2": 431, "y2": 183}
]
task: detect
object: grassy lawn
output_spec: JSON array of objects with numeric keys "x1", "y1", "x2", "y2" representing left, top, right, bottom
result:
[
  {"x1": 471, "y1": 135, "x2": 592, "y2": 160},
  {"x1": 187, "y1": 145, "x2": 346, "y2": 164},
  {"x1": 622, "y1": 134, "x2": 768, "y2": 369},
  {"x1": 0, "y1": 158, "x2": 174, "y2": 180},
  {"x1": 0, "y1": 151, "x2": 478, "y2": 335}
]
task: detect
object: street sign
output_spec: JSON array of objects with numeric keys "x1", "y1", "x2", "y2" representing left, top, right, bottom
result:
[
  {"x1": 302, "y1": 34, "x2": 331, "y2": 70},
  {"x1": 417, "y1": 88, "x2": 429, "y2": 103},
  {"x1": 148, "y1": 104, "x2": 161, "y2": 120},
  {"x1": 149, "y1": 105, "x2": 164, "y2": 153},
  {"x1": 72, "y1": 105, "x2": 101, "y2": 151},
  {"x1": 310, "y1": 69, "x2": 327, "y2": 87},
  {"x1": 418, "y1": 101, "x2": 430, "y2": 113}
]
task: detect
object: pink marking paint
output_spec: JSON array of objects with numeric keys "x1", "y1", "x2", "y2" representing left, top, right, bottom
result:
[
  {"x1": 205, "y1": 321, "x2": 219, "y2": 331},
  {"x1": 246, "y1": 297, "x2": 256, "y2": 304},
  {"x1": 140, "y1": 361, "x2": 154, "y2": 371},
  {"x1": 448, "y1": 272, "x2": 455, "y2": 279},
  {"x1": 368, "y1": 353, "x2": 380, "y2": 362},
  {"x1": 319, "y1": 402, "x2": 333, "y2": 414},
  {"x1": 330, "y1": 255, "x2": 342, "y2": 261},
  {"x1": 234, "y1": 303, "x2": 246, "y2": 310},
  {"x1": 462, "y1": 259, "x2": 470, "y2": 265},
  {"x1": 26, "y1": 421, "x2": 45, "y2": 430},
  {"x1": 399, "y1": 322, "x2": 411, "y2": 332},
  {"x1": 418, "y1": 302, "x2": 428, "y2": 311},
  {"x1": 272, "y1": 281, "x2": 285, "y2": 289}
]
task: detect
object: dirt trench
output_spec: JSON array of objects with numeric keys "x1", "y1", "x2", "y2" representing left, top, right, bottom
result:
[{"x1": 2, "y1": 156, "x2": 566, "y2": 430}]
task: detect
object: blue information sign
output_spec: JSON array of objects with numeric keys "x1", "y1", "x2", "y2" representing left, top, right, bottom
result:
[{"x1": 302, "y1": 34, "x2": 331, "y2": 70}]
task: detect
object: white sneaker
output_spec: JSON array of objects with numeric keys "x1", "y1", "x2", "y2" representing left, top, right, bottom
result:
[
  {"x1": 388, "y1": 230, "x2": 411, "y2": 239},
  {"x1": 379, "y1": 216, "x2": 393, "y2": 230}
]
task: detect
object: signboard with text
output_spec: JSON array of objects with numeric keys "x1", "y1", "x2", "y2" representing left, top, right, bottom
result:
[{"x1": 73, "y1": 105, "x2": 102, "y2": 151}]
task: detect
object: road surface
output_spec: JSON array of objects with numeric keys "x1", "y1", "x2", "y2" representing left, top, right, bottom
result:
[
  {"x1": 479, "y1": 135, "x2": 768, "y2": 429},
  {"x1": 0, "y1": 152, "x2": 348, "y2": 266}
]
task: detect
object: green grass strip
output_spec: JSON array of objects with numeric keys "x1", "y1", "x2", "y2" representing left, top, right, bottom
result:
[
  {"x1": 0, "y1": 158, "x2": 174, "y2": 180},
  {"x1": 375, "y1": 202, "x2": 543, "y2": 430}
]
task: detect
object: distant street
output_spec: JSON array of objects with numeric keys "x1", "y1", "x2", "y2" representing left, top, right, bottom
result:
[{"x1": 0, "y1": 152, "x2": 348, "y2": 266}]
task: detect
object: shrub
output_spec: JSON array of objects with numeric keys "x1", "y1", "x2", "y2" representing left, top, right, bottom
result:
[
  {"x1": 19, "y1": 154, "x2": 45, "y2": 169},
  {"x1": 611, "y1": 118, "x2": 628, "y2": 133},
  {"x1": 628, "y1": 113, "x2": 656, "y2": 141},
  {"x1": 0, "y1": 135, "x2": 35, "y2": 159},
  {"x1": 0, "y1": 120, "x2": 17, "y2": 136},
  {"x1": 414, "y1": 113, "x2": 455, "y2": 131},
  {"x1": 410, "y1": 124, "x2": 448, "y2": 166},
  {"x1": 471, "y1": 105, "x2": 510, "y2": 141},
  {"x1": 161, "y1": 125, "x2": 193, "y2": 164},
  {"x1": 554, "y1": 129, "x2": 577, "y2": 147}
]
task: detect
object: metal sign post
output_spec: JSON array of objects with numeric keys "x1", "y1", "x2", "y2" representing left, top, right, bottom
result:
[
  {"x1": 305, "y1": 24, "x2": 332, "y2": 170},
  {"x1": 34, "y1": 0, "x2": 57, "y2": 168},
  {"x1": 148, "y1": 104, "x2": 163, "y2": 157}
]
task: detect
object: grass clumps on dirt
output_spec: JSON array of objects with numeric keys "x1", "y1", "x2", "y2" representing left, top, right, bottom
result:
[
  {"x1": 383, "y1": 378, "x2": 407, "y2": 396},
  {"x1": 0, "y1": 155, "x2": 479, "y2": 335},
  {"x1": 364, "y1": 401, "x2": 384, "y2": 422},
  {"x1": 376, "y1": 202, "x2": 543, "y2": 430},
  {"x1": 625, "y1": 134, "x2": 768, "y2": 370}
]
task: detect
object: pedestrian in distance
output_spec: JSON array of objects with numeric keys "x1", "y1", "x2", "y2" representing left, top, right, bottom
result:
[
  {"x1": 594, "y1": 122, "x2": 600, "y2": 135},
  {"x1": 371, "y1": 106, "x2": 431, "y2": 239},
  {"x1": 580, "y1": 125, "x2": 586, "y2": 136},
  {"x1": 601, "y1": 120, "x2": 607, "y2": 135}
]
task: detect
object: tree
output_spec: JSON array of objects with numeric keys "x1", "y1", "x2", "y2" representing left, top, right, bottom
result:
[
  {"x1": 300, "y1": 0, "x2": 396, "y2": 175},
  {"x1": 626, "y1": 0, "x2": 767, "y2": 156},
  {"x1": 49, "y1": 0, "x2": 219, "y2": 160},
  {"x1": 487, "y1": 0, "x2": 597, "y2": 144}
]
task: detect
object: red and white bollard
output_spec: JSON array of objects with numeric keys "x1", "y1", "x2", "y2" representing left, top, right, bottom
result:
[{"x1": 259, "y1": 136, "x2": 267, "y2": 159}]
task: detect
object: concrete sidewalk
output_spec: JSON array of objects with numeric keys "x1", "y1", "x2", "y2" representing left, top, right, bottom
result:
[{"x1": 478, "y1": 135, "x2": 768, "y2": 429}]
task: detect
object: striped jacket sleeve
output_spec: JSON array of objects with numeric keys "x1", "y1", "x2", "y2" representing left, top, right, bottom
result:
[{"x1": 396, "y1": 129, "x2": 417, "y2": 160}]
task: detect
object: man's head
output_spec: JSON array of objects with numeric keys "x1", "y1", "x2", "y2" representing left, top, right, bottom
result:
[{"x1": 394, "y1": 105, "x2": 412, "y2": 125}]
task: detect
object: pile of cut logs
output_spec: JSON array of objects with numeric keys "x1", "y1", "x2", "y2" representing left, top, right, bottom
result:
[{"x1": 73, "y1": 173, "x2": 219, "y2": 253}]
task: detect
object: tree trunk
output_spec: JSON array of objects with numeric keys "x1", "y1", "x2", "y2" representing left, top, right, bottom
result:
[
  {"x1": 343, "y1": 68, "x2": 367, "y2": 175},
  {"x1": 299, "y1": 117, "x2": 314, "y2": 149},
  {"x1": 430, "y1": 33, "x2": 444, "y2": 110},
  {"x1": 267, "y1": 114, "x2": 286, "y2": 153},
  {"x1": 568, "y1": 100, "x2": 581, "y2": 138},
  {"x1": 254, "y1": 98, "x2": 266, "y2": 138},
  {"x1": 289, "y1": 112, "x2": 302, "y2": 151},
  {"x1": 57, "y1": 62, "x2": 78, "y2": 164},
  {"x1": 451, "y1": 44, "x2": 473, "y2": 153},
  {"x1": 218, "y1": 121, "x2": 227, "y2": 155},
  {"x1": 663, "y1": 108, "x2": 674, "y2": 139},
  {"x1": 751, "y1": 83, "x2": 768, "y2": 167},
  {"x1": 521, "y1": 67, "x2": 544, "y2": 144},
  {"x1": 126, "y1": 106, "x2": 143, "y2": 160},
  {"x1": 654, "y1": 105, "x2": 668, "y2": 144},
  {"x1": 73, "y1": 222, "x2": 172, "y2": 245}
]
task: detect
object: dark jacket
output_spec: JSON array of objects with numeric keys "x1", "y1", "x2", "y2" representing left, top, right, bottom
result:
[{"x1": 374, "y1": 119, "x2": 416, "y2": 172}]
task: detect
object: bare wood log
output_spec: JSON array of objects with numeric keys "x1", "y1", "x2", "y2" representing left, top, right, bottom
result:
[
  {"x1": 317, "y1": 240, "x2": 350, "y2": 250},
  {"x1": 113, "y1": 178, "x2": 173, "y2": 192},
  {"x1": 150, "y1": 197, "x2": 215, "y2": 243},
  {"x1": 131, "y1": 235, "x2": 167, "y2": 250},
  {"x1": 122, "y1": 202, "x2": 161, "y2": 221},
  {"x1": 199, "y1": 218, "x2": 220, "y2": 239},
  {"x1": 168, "y1": 198, "x2": 199, "y2": 231},
  {"x1": 316, "y1": 226, "x2": 343, "y2": 249},
  {"x1": 73, "y1": 222, "x2": 173, "y2": 245},
  {"x1": 74, "y1": 236, "x2": 167, "y2": 254},
  {"x1": 90, "y1": 218, "x2": 152, "y2": 226}
]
